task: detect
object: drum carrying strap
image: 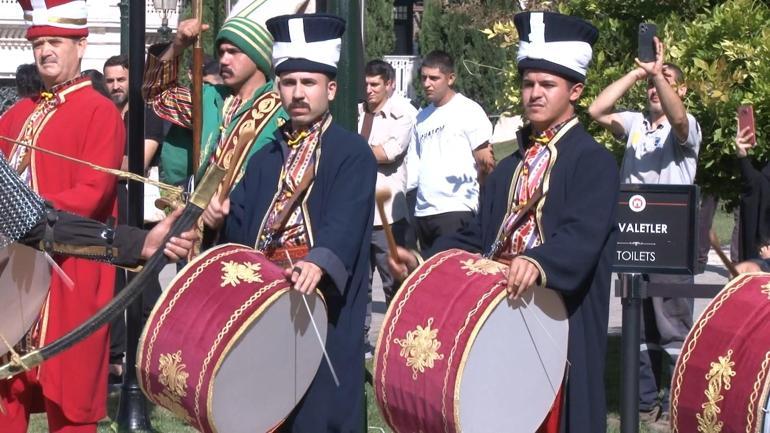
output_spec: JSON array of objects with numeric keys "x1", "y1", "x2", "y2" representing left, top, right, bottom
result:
[{"x1": 486, "y1": 185, "x2": 544, "y2": 259}]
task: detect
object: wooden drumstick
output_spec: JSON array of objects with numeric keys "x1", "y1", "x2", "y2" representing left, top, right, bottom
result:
[
  {"x1": 709, "y1": 229, "x2": 739, "y2": 278},
  {"x1": 375, "y1": 188, "x2": 400, "y2": 263}
]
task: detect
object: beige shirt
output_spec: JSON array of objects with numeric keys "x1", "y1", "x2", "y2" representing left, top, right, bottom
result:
[{"x1": 357, "y1": 97, "x2": 415, "y2": 226}]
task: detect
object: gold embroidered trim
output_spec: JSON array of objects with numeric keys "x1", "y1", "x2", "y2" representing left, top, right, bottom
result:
[
  {"x1": 696, "y1": 349, "x2": 735, "y2": 433},
  {"x1": 375, "y1": 250, "x2": 464, "y2": 429},
  {"x1": 220, "y1": 261, "x2": 263, "y2": 287},
  {"x1": 155, "y1": 350, "x2": 193, "y2": 423},
  {"x1": 761, "y1": 282, "x2": 770, "y2": 300},
  {"x1": 746, "y1": 351, "x2": 770, "y2": 433},
  {"x1": 671, "y1": 275, "x2": 755, "y2": 432},
  {"x1": 460, "y1": 258, "x2": 505, "y2": 276},
  {"x1": 394, "y1": 317, "x2": 444, "y2": 380}
]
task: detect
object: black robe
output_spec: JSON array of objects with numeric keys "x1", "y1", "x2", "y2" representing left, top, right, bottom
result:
[
  {"x1": 222, "y1": 122, "x2": 376, "y2": 433},
  {"x1": 738, "y1": 157, "x2": 770, "y2": 261},
  {"x1": 431, "y1": 121, "x2": 619, "y2": 433}
]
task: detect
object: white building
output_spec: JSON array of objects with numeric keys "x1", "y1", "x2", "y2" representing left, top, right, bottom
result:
[{"x1": 0, "y1": 0, "x2": 182, "y2": 106}]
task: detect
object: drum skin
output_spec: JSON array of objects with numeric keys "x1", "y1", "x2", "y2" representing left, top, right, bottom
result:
[
  {"x1": 0, "y1": 244, "x2": 50, "y2": 358},
  {"x1": 671, "y1": 273, "x2": 770, "y2": 433},
  {"x1": 138, "y1": 243, "x2": 327, "y2": 433},
  {"x1": 374, "y1": 249, "x2": 568, "y2": 433}
]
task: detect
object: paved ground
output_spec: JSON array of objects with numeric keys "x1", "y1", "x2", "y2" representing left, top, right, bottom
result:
[{"x1": 158, "y1": 246, "x2": 733, "y2": 343}]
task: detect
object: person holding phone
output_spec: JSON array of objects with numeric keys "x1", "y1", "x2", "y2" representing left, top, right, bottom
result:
[
  {"x1": 735, "y1": 112, "x2": 770, "y2": 262},
  {"x1": 588, "y1": 33, "x2": 702, "y2": 431}
]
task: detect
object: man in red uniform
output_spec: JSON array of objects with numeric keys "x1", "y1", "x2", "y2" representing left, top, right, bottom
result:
[{"x1": 0, "y1": 1, "x2": 124, "y2": 432}]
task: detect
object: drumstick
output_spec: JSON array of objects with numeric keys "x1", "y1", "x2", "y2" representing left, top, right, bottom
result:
[
  {"x1": 709, "y1": 229, "x2": 739, "y2": 278},
  {"x1": 284, "y1": 251, "x2": 340, "y2": 387},
  {"x1": 375, "y1": 188, "x2": 400, "y2": 263}
]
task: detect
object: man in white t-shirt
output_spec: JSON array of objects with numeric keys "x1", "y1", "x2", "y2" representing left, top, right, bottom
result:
[
  {"x1": 407, "y1": 50, "x2": 495, "y2": 250},
  {"x1": 589, "y1": 36, "x2": 701, "y2": 430}
]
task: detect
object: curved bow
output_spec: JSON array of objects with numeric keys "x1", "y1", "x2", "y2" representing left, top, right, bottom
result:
[{"x1": 0, "y1": 164, "x2": 227, "y2": 380}]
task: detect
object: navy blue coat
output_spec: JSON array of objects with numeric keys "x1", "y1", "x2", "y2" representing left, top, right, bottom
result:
[
  {"x1": 433, "y1": 121, "x2": 619, "y2": 433},
  {"x1": 223, "y1": 122, "x2": 376, "y2": 433}
]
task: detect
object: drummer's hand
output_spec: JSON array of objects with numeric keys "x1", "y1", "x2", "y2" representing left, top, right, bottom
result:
[
  {"x1": 284, "y1": 260, "x2": 323, "y2": 295},
  {"x1": 506, "y1": 257, "x2": 540, "y2": 300},
  {"x1": 389, "y1": 246, "x2": 418, "y2": 281},
  {"x1": 735, "y1": 260, "x2": 762, "y2": 274},
  {"x1": 142, "y1": 207, "x2": 199, "y2": 261},
  {"x1": 202, "y1": 192, "x2": 229, "y2": 229}
]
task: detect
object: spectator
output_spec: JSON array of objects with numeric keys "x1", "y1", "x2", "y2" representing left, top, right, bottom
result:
[
  {"x1": 357, "y1": 59, "x2": 415, "y2": 357},
  {"x1": 15, "y1": 63, "x2": 43, "y2": 98},
  {"x1": 406, "y1": 50, "x2": 495, "y2": 250},
  {"x1": 735, "y1": 118, "x2": 770, "y2": 261},
  {"x1": 82, "y1": 69, "x2": 110, "y2": 98},
  {"x1": 589, "y1": 36, "x2": 702, "y2": 431}
]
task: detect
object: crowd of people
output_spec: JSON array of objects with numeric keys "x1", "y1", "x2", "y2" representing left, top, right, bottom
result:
[{"x1": 0, "y1": 1, "x2": 768, "y2": 433}]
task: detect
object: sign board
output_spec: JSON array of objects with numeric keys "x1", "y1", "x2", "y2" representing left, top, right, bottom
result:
[{"x1": 613, "y1": 184, "x2": 698, "y2": 275}]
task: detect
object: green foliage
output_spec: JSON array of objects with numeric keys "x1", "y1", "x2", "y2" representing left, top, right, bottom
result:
[
  {"x1": 364, "y1": 0, "x2": 395, "y2": 61},
  {"x1": 417, "y1": 0, "x2": 517, "y2": 112}
]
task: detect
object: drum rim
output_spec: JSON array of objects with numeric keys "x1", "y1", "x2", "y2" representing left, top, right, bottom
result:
[
  {"x1": 373, "y1": 249, "x2": 467, "y2": 429},
  {"x1": 453, "y1": 285, "x2": 568, "y2": 432},
  {"x1": 670, "y1": 272, "x2": 770, "y2": 433},
  {"x1": 137, "y1": 243, "x2": 261, "y2": 426},
  {"x1": 206, "y1": 287, "x2": 328, "y2": 433}
]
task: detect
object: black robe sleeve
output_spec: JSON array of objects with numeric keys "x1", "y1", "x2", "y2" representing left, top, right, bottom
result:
[
  {"x1": 738, "y1": 157, "x2": 770, "y2": 260},
  {"x1": 19, "y1": 209, "x2": 146, "y2": 267}
]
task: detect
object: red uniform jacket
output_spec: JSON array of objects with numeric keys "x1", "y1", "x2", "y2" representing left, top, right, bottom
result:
[{"x1": 0, "y1": 79, "x2": 124, "y2": 423}]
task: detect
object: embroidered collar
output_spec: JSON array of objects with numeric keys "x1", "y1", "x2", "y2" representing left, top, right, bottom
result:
[
  {"x1": 529, "y1": 116, "x2": 576, "y2": 146},
  {"x1": 39, "y1": 73, "x2": 92, "y2": 103},
  {"x1": 282, "y1": 112, "x2": 331, "y2": 149}
]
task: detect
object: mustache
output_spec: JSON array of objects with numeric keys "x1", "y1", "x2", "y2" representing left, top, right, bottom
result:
[
  {"x1": 220, "y1": 67, "x2": 233, "y2": 76},
  {"x1": 288, "y1": 102, "x2": 310, "y2": 111}
]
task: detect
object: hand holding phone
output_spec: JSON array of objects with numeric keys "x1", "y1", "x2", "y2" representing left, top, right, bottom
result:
[
  {"x1": 638, "y1": 23, "x2": 658, "y2": 63},
  {"x1": 737, "y1": 104, "x2": 756, "y2": 146}
]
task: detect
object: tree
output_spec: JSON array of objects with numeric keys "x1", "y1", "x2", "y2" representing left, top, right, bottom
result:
[{"x1": 364, "y1": 0, "x2": 395, "y2": 61}]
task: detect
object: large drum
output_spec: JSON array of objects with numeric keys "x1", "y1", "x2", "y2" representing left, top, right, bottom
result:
[
  {"x1": 138, "y1": 243, "x2": 327, "y2": 433},
  {"x1": 374, "y1": 249, "x2": 569, "y2": 433},
  {"x1": 671, "y1": 273, "x2": 770, "y2": 433},
  {"x1": 0, "y1": 244, "x2": 50, "y2": 358}
]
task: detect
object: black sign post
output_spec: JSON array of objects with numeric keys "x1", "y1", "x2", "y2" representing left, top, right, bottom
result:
[{"x1": 613, "y1": 184, "x2": 698, "y2": 433}]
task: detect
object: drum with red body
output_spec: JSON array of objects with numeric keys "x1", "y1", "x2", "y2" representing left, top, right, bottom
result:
[
  {"x1": 138, "y1": 243, "x2": 327, "y2": 433},
  {"x1": 671, "y1": 273, "x2": 770, "y2": 433},
  {"x1": 374, "y1": 249, "x2": 569, "y2": 433}
]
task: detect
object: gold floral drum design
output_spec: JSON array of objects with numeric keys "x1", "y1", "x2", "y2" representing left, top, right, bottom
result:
[
  {"x1": 671, "y1": 273, "x2": 770, "y2": 433},
  {"x1": 138, "y1": 243, "x2": 327, "y2": 433},
  {"x1": 374, "y1": 249, "x2": 569, "y2": 433}
]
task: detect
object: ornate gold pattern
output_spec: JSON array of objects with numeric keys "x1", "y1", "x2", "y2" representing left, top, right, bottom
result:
[
  {"x1": 220, "y1": 261, "x2": 263, "y2": 287},
  {"x1": 158, "y1": 350, "x2": 189, "y2": 398},
  {"x1": 376, "y1": 250, "x2": 464, "y2": 428},
  {"x1": 696, "y1": 350, "x2": 735, "y2": 433},
  {"x1": 460, "y1": 258, "x2": 505, "y2": 276},
  {"x1": 155, "y1": 391, "x2": 194, "y2": 424},
  {"x1": 745, "y1": 351, "x2": 770, "y2": 433},
  {"x1": 761, "y1": 282, "x2": 770, "y2": 300},
  {"x1": 394, "y1": 317, "x2": 444, "y2": 380},
  {"x1": 671, "y1": 276, "x2": 755, "y2": 432}
]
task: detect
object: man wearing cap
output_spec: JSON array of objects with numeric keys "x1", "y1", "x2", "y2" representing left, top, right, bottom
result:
[
  {"x1": 391, "y1": 11, "x2": 618, "y2": 433},
  {"x1": 142, "y1": 9, "x2": 287, "y2": 204},
  {"x1": 203, "y1": 13, "x2": 376, "y2": 433},
  {"x1": 0, "y1": 1, "x2": 124, "y2": 431}
]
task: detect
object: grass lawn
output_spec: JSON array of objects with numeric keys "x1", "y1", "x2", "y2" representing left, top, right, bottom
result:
[{"x1": 28, "y1": 338, "x2": 662, "y2": 432}]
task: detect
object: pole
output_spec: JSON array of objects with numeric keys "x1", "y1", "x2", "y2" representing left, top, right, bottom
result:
[
  {"x1": 115, "y1": 0, "x2": 153, "y2": 430},
  {"x1": 620, "y1": 273, "x2": 643, "y2": 433},
  {"x1": 324, "y1": 0, "x2": 364, "y2": 131},
  {"x1": 119, "y1": 0, "x2": 129, "y2": 55},
  {"x1": 191, "y1": 0, "x2": 204, "y2": 173}
]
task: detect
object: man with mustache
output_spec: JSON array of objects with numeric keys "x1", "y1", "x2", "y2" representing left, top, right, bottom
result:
[
  {"x1": 203, "y1": 13, "x2": 376, "y2": 433},
  {"x1": 0, "y1": 1, "x2": 124, "y2": 431},
  {"x1": 142, "y1": 5, "x2": 287, "y2": 214},
  {"x1": 589, "y1": 36, "x2": 702, "y2": 431},
  {"x1": 392, "y1": 11, "x2": 618, "y2": 433}
]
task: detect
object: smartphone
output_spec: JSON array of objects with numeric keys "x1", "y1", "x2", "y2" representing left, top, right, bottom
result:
[
  {"x1": 738, "y1": 104, "x2": 756, "y2": 145},
  {"x1": 638, "y1": 23, "x2": 657, "y2": 62}
]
